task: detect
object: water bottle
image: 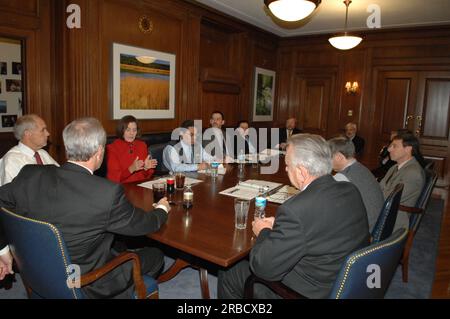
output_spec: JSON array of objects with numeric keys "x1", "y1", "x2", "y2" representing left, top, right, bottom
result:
[
  {"x1": 238, "y1": 149, "x2": 245, "y2": 164},
  {"x1": 210, "y1": 162, "x2": 219, "y2": 178},
  {"x1": 254, "y1": 187, "x2": 267, "y2": 219}
]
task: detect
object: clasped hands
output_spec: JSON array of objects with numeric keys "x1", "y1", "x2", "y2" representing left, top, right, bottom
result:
[
  {"x1": 252, "y1": 217, "x2": 275, "y2": 237},
  {"x1": 129, "y1": 155, "x2": 157, "y2": 173}
]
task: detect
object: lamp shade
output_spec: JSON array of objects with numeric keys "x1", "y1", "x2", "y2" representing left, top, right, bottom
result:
[
  {"x1": 328, "y1": 35, "x2": 362, "y2": 50},
  {"x1": 264, "y1": 0, "x2": 321, "y2": 22},
  {"x1": 135, "y1": 56, "x2": 156, "y2": 64}
]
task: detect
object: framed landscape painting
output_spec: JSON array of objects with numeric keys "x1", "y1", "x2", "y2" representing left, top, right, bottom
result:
[
  {"x1": 252, "y1": 67, "x2": 275, "y2": 122},
  {"x1": 112, "y1": 43, "x2": 176, "y2": 119}
]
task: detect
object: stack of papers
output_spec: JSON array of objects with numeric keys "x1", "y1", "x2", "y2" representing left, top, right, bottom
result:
[
  {"x1": 219, "y1": 179, "x2": 282, "y2": 200},
  {"x1": 267, "y1": 185, "x2": 300, "y2": 204},
  {"x1": 138, "y1": 177, "x2": 203, "y2": 189}
]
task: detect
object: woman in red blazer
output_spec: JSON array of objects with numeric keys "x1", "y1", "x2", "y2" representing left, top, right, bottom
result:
[{"x1": 107, "y1": 115, "x2": 157, "y2": 183}]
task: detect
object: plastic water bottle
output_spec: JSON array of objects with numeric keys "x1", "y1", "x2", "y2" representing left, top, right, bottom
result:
[
  {"x1": 238, "y1": 149, "x2": 245, "y2": 164},
  {"x1": 254, "y1": 187, "x2": 267, "y2": 219}
]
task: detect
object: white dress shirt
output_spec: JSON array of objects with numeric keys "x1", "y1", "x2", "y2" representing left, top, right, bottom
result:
[
  {"x1": 163, "y1": 140, "x2": 214, "y2": 172},
  {"x1": 0, "y1": 142, "x2": 59, "y2": 185}
]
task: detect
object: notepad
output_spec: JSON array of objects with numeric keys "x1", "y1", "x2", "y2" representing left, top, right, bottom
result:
[
  {"x1": 219, "y1": 179, "x2": 282, "y2": 200},
  {"x1": 266, "y1": 185, "x2": 300, "y2": 204}
]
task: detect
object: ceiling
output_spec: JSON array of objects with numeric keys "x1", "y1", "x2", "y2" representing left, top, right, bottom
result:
[{"x1": 194, "y1": 0, "x2": 450, "y2": 37}]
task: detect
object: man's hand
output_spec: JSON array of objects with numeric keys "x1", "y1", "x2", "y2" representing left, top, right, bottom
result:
[
  {"x1": 129, "y1": 157, "x2": 144, "y2": 173},
  {"x1": 252, "y1": 217, "x2": 275, "y2": 237},
  {"x1": 144, "y1": 155, "x2": 157, "y2": 170},
  {"x1": 197, "y1": 162, "x2": 209, "y2": 171},
  {"x1": 156, "y1": 197, "x2": 171, "y2": 213},
  {"x1": 0, "y1": 251, "x2": 14, "y2": 281}
]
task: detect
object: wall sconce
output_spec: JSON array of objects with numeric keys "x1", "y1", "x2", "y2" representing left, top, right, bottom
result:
[{"x1": 345, "y1": 81, "x2": 358, "y2": 94}]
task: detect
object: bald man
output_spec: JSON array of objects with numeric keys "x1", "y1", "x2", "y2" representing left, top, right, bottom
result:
[{"x1": 0, "y1": 114, "x2": 59, "y2": 185}]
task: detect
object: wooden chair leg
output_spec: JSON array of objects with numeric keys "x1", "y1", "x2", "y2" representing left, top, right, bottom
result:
[{"x1": 401, "y1": 230, "x2": 415, "y2": 283}]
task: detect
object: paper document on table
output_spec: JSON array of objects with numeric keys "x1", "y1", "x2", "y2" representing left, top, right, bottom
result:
[
  {"x1": 267, "y1": 185, "x2": 300, "y2": 204},
  {"x1": 220, "y1": 179, "x2": 282, "y2": 200},
  {"x1": 138, "y1": 177, "x2": 203, "y2": 189}
]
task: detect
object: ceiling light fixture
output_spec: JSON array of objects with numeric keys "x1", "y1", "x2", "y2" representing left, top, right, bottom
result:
[
  {"x1": 264, "y1": 0, "x2": 321, "y2": 22},
  {"x1": 328, "y1": 0, "x2": 362, "y2": 50}
]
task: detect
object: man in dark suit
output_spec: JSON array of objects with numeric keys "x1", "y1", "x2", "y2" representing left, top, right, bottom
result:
[
  {"x1": 0, "y1": 227, "x2": 13, "y2": 281},
  {"x1": 234, "y1": 120, "x2": 257, "y2": 157},
  {"x1": 278, "y1": 117, "x2": 301, "y2": 150},
  {"x1": 0, "y1": 117, "x2": 170, "y2": 298},
  {"x1": 345, "y1": 122, "x2": 365, "y2": 156},
  {"x1": 218, "y1": 134, "x2": 370, "y2": 299}
]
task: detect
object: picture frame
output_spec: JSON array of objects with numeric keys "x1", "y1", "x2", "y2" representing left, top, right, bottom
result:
[
  {"x1": 252, "y1": 67, "x2": 275, "y2": 122},
  {"x1": 112, "y1": 43, "x2": 176, "y2": 120}
]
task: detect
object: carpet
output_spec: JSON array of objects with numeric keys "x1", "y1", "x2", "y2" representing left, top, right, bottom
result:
[{"x1": 0, "y1": 198, "x2": 444, "y2": 299}]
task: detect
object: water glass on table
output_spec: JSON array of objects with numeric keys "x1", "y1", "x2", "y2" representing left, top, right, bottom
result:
[{"x1": 234, "y1": 198, "x2": 250, "y2": 230}]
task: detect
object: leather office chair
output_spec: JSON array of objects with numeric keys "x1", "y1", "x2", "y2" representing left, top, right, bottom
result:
[
  {"x1": 398, "y1": 168, "x2": 438, "y2": 282},
  {"x1": 0, "y1": 207, "x2": 158, "y2": 299},
  {"x1": 371, "y1": 183, "x2": 403, "y2": 243},
  {"x1": 244, "y1": 228, "x2": 408, "y2": 299}
]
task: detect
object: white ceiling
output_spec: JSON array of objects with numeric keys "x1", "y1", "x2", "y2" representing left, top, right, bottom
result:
[{"x1": 194, "y1": 0, "x2": 450, "y2": 37}]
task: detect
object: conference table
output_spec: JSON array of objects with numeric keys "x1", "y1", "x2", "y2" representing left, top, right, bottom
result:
[{"x1": 123, "y1": 159, "x2": 291, "y2": 298}]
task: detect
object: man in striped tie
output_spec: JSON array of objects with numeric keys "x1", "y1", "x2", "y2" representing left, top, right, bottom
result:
[{"x1": 0, "y1": 114, "x2": 59, "y2": 185}]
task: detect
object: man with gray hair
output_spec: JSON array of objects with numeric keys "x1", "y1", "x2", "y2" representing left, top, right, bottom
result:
[
  {"x1": 218, "y1": 134, "x2": 369, "y2": 299},
  {"x1": 0, "y1": 117, "x2": 170, "y2": 298},
  {"x1": 328, "y1": 136, "x2": 384, "y2": 231},
  {"x1": 0, "y1": 114, "x2": 59, "y2": 185}
]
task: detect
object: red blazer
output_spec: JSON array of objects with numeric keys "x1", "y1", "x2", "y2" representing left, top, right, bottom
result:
[{"x1": 106, "y1": 139, "x2": 154, "y2": 183}]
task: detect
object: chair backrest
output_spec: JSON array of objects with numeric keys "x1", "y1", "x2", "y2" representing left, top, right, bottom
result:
[
  {"x1": 371, "y1": 183, "x2": 404, "y2": 243},
  {"x1": 424, "y1": 160, "x2": 435, "y2": 171},
  {"x1": 148, "y1": 143, "x2": 170, "y2": 175},
  {"x1": 409, "y1": 169, "x2": 438, "y2": 230},
  {"x1": 0, "y1": 207, "x2": 84, "y2": 299},
  {"x1": 329, "y1": 228, "x2": 408, "y2": 299}
]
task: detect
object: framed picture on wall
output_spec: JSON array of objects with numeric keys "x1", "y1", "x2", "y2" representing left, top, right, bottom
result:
[
  {"x1": 111, "y1": 43, "x2": 176, "y2": 120},
  {"x1": 252, "y1": 67, "x2": 275, "y2": 122}
]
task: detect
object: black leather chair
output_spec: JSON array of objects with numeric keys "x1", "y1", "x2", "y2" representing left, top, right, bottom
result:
[
  {"x1": 244, "y1": 228, "x2": 408, "y2": 299},
  {"x1": 371, "y1": 183, "x2": 404, "y2": 243},
  {"x1": 398, "y1": 168, "x2": 438, "y2": 282},
  {"x1": 0, "y1": 207, "x2": 158, "y2": 299}
]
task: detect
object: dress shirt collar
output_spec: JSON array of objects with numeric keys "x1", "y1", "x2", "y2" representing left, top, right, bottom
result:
[
  {"x1": 67, "y1": 161, "x2": 94, "y2": 175},
  {"x1": 18, "y1": 141, "x2": 37, "y2": 157},
  {"x1": 341, "y1": 158, "x2": 357, "y2": 171}
]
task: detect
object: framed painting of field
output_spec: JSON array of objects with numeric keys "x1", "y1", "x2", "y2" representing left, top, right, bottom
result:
[
  {"x1": 112, "y1": 43, "x2": 175, "y2": 119},
  {"x1": 252, "y1": 67, "x2": 275, "y2": 122}
]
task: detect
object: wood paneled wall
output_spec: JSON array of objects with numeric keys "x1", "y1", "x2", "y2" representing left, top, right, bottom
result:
[{"x1": 0, "y1": 0, "x2": 449, "y2": 184}]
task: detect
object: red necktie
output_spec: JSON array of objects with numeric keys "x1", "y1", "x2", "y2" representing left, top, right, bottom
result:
[{"x1": 34, "y1": 152, "x2": 44, "y2": 165}]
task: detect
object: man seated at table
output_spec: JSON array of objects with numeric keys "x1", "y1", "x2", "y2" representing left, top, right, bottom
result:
[
  {"x1": 0, "y1": 117, "x2": 170, "y2": 299},
  {"x1": 0, "y1": 114, "x2": 59, "y2": 186},
  {"x1": 203, "y1": 111, "x2": 234, "y2": 162},
  {"x1": 328, "y1": 136, "x2": 384, "y2": 231},
  {"x1": 379, "y1": 131, "x2": 425, "y2": 231},
  {"x1": 278, "y1": 117, "x2": 301, "y2": 150},
  {"x1": 234, "y1": 120, "x2": 257, "y2": 156},
  {"x1": 163, "y1": 119, "x2": 214, "y2": 172},
  {"x1": 345, "y1": 122, "x2": 365, "y2": 156},
  {"x1": 218, "y1": 134, "x2": 369, "y2": 299}
]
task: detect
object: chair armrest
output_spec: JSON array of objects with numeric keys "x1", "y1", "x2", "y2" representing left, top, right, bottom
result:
[
  {"x1": 399, "y1": 205, "x2": 424, "y2": 214},
  {"x1": 244, "y1": 273, "x2": 307, "y2": 299},
  {"x1": 80, "y1": 252, "x2": 147, "y2": 299}
]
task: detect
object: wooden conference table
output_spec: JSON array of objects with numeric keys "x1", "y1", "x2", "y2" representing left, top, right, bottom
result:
[{"x1": 123, "y1": 160, "x2": 290, "y2": 298}]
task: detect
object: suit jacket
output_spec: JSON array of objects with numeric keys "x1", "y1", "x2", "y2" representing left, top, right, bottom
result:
[
  {"x1": 279, "y1": 127, "x2": 301, "y2": 145},
  {"x1": 250, "y1": 174, "x2": 369, "y2": 298},
  {"x1": 352, "y1": 135, "x2": 365, "y2": 155},
  {"x1": 234, "y1": 134, "x2": 257, "y2": 156},
  {"x1": 0, "y1": 162, "x2": 168, "y2": 298},
  {"x1": 0, "y1": 223, "x2": 6, "y2": 251},
  {"x1": 379, "y1": 157, "x2": 425, "y2": 231},
  {"x1": 335, "y1": 161, "x2": 385, "y2": 232},
  {"x1": 202, "y1": 128, "x2": 230, "y2": 158}
]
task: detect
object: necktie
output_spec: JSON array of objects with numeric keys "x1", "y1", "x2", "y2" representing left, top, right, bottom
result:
[
  {"x1": 191, "y1": 145, "x2": 195, "y2": 163},
  {"x1": 34, "y1": 152, "x2": 44, "y2": 165},
  {"x1": 288, "y1": 129, "x2": 293, "y2": 138}
]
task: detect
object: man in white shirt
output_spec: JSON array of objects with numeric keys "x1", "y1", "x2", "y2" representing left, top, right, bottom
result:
[
  {"x1": 0, "y1": 114, "x2": 59, "y2": 185},
  {"x1": 203, "y1": 111, "x2": 234, "y2": 162},
  {"x1": 163, "y1": 120, "x2": 214, "y2": 172}
]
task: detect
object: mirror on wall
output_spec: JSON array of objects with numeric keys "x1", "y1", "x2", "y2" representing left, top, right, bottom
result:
[{"x1": 0, "y1": 36, "x2": 24, "y2": 133}]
